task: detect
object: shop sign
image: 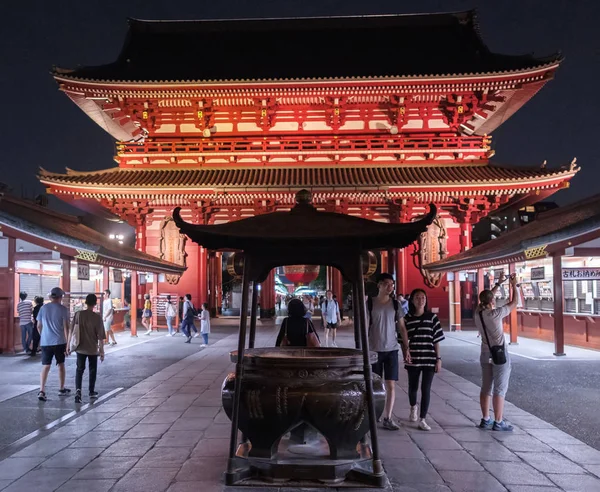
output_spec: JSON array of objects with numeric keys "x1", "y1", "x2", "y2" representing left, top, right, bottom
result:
[
  {"x1": 531, "y1": 267, "x2": 545, "y2": 280},
  {"x1": 562, "y1": 268, "x2": 600, "y2": 280},
  {"x1": 113, "y1": 269, "x2": 123, "y2": 283},
  {"x1": 77, "y1": 262, "x2": 90, "y2": 280}
]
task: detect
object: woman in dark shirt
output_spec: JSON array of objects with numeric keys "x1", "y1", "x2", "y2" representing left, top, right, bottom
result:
[
  {"x1": 31, "y1": 296, "x2": 43, "y2": 356},
  {"x1": 276, "y1": 298, "x2": 319, "y2": 347}
]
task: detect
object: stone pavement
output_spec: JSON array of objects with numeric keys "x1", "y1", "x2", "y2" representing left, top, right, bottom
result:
[{"x1": 0, "y1": 321, "x2": 599, "y2": 492}]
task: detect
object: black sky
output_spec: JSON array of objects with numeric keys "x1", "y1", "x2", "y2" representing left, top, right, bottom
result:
[{"x1": 2, "y1": 0, "x2": 599, "y2": 211}]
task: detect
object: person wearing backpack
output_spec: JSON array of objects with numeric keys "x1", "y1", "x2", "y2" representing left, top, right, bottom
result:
[
  {"x1": 181, "y1": 294, "x2": 198, "y2": 343},
  {"x1": 367, "y1": 273, "x2": 410, "y2": 431},
  {"x1": 321, "y1": 290, "x2": 341, "y2": 347},
  {"x1": 474, "y1": 273, "x2": 519, "y2": 432},
  {"x1": 165, "y1": 295, "x2": 177, "y2": 336}
]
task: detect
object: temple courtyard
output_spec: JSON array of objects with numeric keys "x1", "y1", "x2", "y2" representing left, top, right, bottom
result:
[{"x1": 0, "y1": 320, "x2": 599, "y2": 492}]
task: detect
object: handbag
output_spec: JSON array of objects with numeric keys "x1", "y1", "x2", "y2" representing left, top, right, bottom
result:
[
  {"x1": 479, "y1": 310, "x2": 507, "y2": 365},
  {"x1": 305, "y1": 319, "x2": 321, "y2": 348},
  {"x1": 70, "y1": 311, "x2": 80, "y2": 353},
  {"x1": 280, "y1": 319, "x2": 291, "y2": 347}
]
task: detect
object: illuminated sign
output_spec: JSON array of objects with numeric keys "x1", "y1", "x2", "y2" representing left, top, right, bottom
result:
[{"x1": 562, "y1": 268, "x2": 600, "y2": 280}]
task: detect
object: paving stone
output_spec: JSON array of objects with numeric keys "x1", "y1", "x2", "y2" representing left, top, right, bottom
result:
[
  {"x1": 445, "y1": 428, "x2": 497, "y2": 443},
  {"x1": 113, "y1": 406, "x2": 154, "y2": 419},
  {"x1": 525, "y1": 428, "x2": 583, "y2": 445},
  {"x1": 112, "y1": 466, "x2": 179, "y2": 492},
  {"x1": 461, "y1": 441, "x2": 520, "y2": 462},
  {"x1": 550, "y1": 444, "x2": 600, "y2": 464},
  {"x1": 155, "y1": 430, "x2": 204, "y2": 448},
  {"x1": 135, "y1": 397, "x2": 168, "y2": 407},
  {"x1": 1, "y1": 467, "x2": 78, "y2": 492},
  {"x1": 437, "y1": 470, "x2": 507, "y2": 492},
  {"x1": 12, "y1": 436, "x2": 76, "y2": 457},
  {"x1": 170, "y1": 418, "x2": 214, "y2": 432},
  {"x1": 122, "y1": 423, "x2": 172, "y2": 439},
  {"x1": 0, "y1": 480, "x2": 13, "y2": 490},
  {"x1": 584, "y1": 464, "x2": 600, "y2": 477},
  {"x1": 141, "y1": 411, "x2": 184, "y2": 424},
  {"x1": 181, "y1": 406, "x2": 220, "y2": 419},
  {"x1": 410, "y1": 434, "x2": 462, "y2": 451},
  {"x1": 203, "y1": 423, "x2": 232, "y2": 438},
  {"x1": 379, "y1": 440, "x2": 425, "y2": 459},
  {"x1": 497, "y1": 436, "x2": 553, "y2": 453},
  {"x1": 515, "y1": 452, "x2": 587, "y2": 474},
  {"x1": 136, "y1": 447, "x2": 191, "y2": 468},
  {"x1": 505, "y1": 486, "x2": 561, "y2": 492},
  {"x1": 73, "y1": 456, "x2": 139, "y2": 480},
  {"x1": 176, "y1": 457, "x2": 227, "y2": 482},
  {"x1": 427, "y1": 413, "x2": 475, "y2": 427},
  {"x1": 507, "y1": 415, "x2": 558, "y2": 429},
  {"x1": 191, "y1": 395, "x2": 222, "y2": 407},
  {"x1": 102, "y1": 438, "x2": 157, "y2": 457},
  {"x1": 392, "y1": 485, "x2": 452, "y2": 492},
  {"x1": 423, "y1": 450, "x2": 484, "y2": 471},
  {"x1": 96, "y1": 417, "x2": 143, "y2": 431},
  {"x1": 55, "y1": 479, "x2": 116, "y2": 492},
  {"x1": 481, "y1": 461, "x2": 554, "y2": 486},
  {"x1": 547, "y1": 473, "x2": 600, "y2": 491},
  {"x1": 0, "y1": 457, "x2": 45, "y2": 480},
  {"x1": 214, "y1": 410, "x2": 231, "y2": 424},
  {"x1": 191, "y1": 438, "x2": 230, "y2": 457},
  {"x1": 166, "y1": 483, "x2": 224, "y2": 492},
  {"x1": 41, "y1": 447, "x2": 104, "y2": 468},
  {"x1": 70, "y1": 431, "x2": 124, "y2": 448},
  {"x1": 384, "y1": 458, "x2": 444, "y2": 484}
]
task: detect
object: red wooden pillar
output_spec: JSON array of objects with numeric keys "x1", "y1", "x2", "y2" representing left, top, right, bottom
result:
[
  {"x1": 450, "y1": 272, "x2": 461, "y2": 331},
  {"x1": 152, "y1": 272, "x2": 159, "y2": 328},
  {"x1": 333, "y1": 268, "x2": 343, "y2": 300},
  {"x1": 135, "y1": 224, "x2": 146, "y2": 252},
  {"x1": 130, "y1": 272, "x2": 138, "y2": 337},
  {"x1": 198, "y1": 246, "x2": 208, "y2": 304},
  {"x1": 216, "y1": 252, "x2": 223, "y2": 315},
  {"x1": 552, "y1": 253, "x2": 566, "y2": 356},
  {"x1": 260, "y1": 269, "x2": 276, "y2": 318},
  {"x1": 477, "y1": 268, "x2": 485, "y2": 294},
  {"x1": 387, "y1": 249, "x2": 396, "y2": 279},
  {"x1": 1, "y1": 237, "x2": 17, "y2": 353},
  {"x1": 62, "y1": 258, "x2": 72, "y2": 312},
  {"x1": 395, "y1": 248, "x2": 407, "y2": 296},
  {"x1": 459, "y1": 221, "x2": 472, "y2": 252},
  {"x1": 508, "y1": 263, "x2": 519, "y2": 344},
  {"x1": 208, "y1": 251, "x2": 219, "y2": 317},
  {"x1": 380, "y1": 251, "x2": 388, "y2": 274},
  {"x1": 102, "y1": 266, "x2": 109, "y2": 293},
  {"x1": 326, "y1": 266, "x2": 333, "y2": 292}
]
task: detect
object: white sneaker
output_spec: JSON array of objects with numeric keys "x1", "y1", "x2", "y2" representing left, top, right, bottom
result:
[
  {"x1": 145, "y1": 330, "x2": 151, "y2": 336},
  {"x1": 418, "y1": 419, "x2": 431, "y2": 431},
  {"x1": 409, "y1": 405, "x2": 419, "y2": 422},
  {"x1": 193, "y1": 334, "x2": 200, "y2": 338},
  {"x1": 166, "y1": 333, "x2": 173, "y2": 337},
  {"x1": 200, "y1": 344, "x2": 207, "y2": 348},
  {"x1": 331, "y1": 341, "x2": 337, "y2": 347}
]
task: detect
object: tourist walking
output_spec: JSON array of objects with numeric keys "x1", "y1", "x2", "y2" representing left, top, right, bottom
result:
[
  {"x1": 367, "y1": 273, "x2": 410, "y2": 431},
  {"x1": 321, "y1": 290, "x2": 340, "y2": 347},
  {"x1": 182, "y1": 294, "x2": 198, "y2": 343},
  {"x1": 142, "y1": 294, "x2": 153, "y2": 335},
  {"x1": 303, "y1": 294, "x2": 314, "y2": 319},
  {"x1": 17, "y1": 292, "x2": 34, "y2": 354},
  {"x1": 37, "y1": 287, "x2": 71, "y2": 402},
  {"x1": 199, "y1": 302, "x2": 210, "y2": 347},
  {"x1": 403, "y1": 289, "x2": 445, "y2": 431},
  {"x1": 31, "y1": 296, "x2": 43, "y2": 356},
  {"x1": 68, "y1": 294, "x2": 105, "y2": 404},
  {"x1": 397, "y1": 293, "x2": 409, "y2": 315},
  {"x1": 103, "y1": 289, "x2": 117, "y2": 346},
  {"x1": 165, "y1": 295, "x2": 177, "y2": 336},
  {"x1": 276, "y1": 298, "x2": 320, "y2": 347},
  {"x1": 474, "y1": 273, "x2": 519, "y2": 431}
]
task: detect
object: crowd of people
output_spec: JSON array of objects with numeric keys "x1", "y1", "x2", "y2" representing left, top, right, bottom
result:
[{"x1": 18, "y1": 271, "x2": 518, "y2": 431}]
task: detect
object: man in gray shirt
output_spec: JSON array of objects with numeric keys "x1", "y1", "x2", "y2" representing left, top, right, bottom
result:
[{"x1": 368, "y1": 273, "x2": 411, "y2": 430}]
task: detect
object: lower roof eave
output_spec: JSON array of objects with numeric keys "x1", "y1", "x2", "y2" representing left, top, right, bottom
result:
[{"x1": 425, "y1": 252, "x2": 526, "y2": 273}]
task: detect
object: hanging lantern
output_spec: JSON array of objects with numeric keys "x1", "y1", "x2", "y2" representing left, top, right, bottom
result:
[
  {"x1": 362, "y1": 251, "x2": 378, "y2": 278},
  {"x1": 226, "y1": 253, "x2": 244, "y2": 278},
  {"x1": 283, "y1": 265, "x2": 320, "y2": 286}
]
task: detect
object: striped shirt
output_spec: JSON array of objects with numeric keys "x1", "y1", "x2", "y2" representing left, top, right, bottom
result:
[
  {"x1": 17, "y1": 301, "x2": 33, "y2": 326},
  {"x1": 404, "y1": 312, "x2": 444, "y2": 368}
]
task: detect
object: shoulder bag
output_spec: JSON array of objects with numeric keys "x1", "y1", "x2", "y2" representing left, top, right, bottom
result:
[
  {"x1": 305, "y1": 319, "x2": 321, "y2": 348},
  {"x1": 478, "y1": 310, "x2": 507, "y2": 365},
  {"x1": 70, "y1": 311, "x2": 81, "y2": 353}
]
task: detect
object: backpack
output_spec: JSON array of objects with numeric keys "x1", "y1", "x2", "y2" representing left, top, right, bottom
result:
[
  {"x1": 366, "y1": 297, "x2": 400, "y2": 326},
  {"x1": 184, "y1": 301, "x2": 197, "y2": 319}
]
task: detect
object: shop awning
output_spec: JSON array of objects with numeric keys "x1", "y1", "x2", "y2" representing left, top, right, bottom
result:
[
  {"x1": 0, "y1": 195, "x2": 185, "y2": 275},
  {"x1": 426, "y1": 194, "x2": 600, "y2": 272}
]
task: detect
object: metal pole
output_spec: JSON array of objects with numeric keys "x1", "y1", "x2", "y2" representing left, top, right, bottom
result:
[
  {"x1": 352, "y1": 287, "x2": 361, "y2": 349},
  {"x1": 248, "y1": 282, "x2": 259, "y2": 349},
  {"x1": 227, "y1": 256, "x2": 252, "y2": 471},
  {"x1": 356, "y1": 255, "x2": 383, "y2": 475}
]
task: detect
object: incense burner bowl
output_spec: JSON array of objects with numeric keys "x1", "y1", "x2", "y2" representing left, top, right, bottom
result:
[{"x1": 222, "y1": 347, "x2": 385, "y2": 460}]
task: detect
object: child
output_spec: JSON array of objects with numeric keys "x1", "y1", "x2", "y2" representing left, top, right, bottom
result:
[{"x1": 200, "y1": 302, "x2": 210, "y2": 347}]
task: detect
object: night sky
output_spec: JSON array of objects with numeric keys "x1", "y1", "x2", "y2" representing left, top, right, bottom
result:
[{"x1": 2, "y1": 0, "x2": 599, "y2": 212}]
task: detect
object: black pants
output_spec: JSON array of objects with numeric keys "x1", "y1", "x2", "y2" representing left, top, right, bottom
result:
[
  {"x1": 76, "y1": 353, "x2": 98, "y2": 393},
  {"x1": 31, "y1": 324, "x2": 41, "y2": 354},
  {"x1": 407, "y1": 366, "x2": 435, "y2": 419}
]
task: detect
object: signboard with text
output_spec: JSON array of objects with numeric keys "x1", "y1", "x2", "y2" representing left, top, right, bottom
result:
[
  {"x1": 112, "y1": 269, "x2": 123, "y2": 283},
  {"x1": 530, "y1": 267, "x2": 545, "y2": 281},
  {"x1": 562, "y1": 268, "x2": 600, "y2": 280},
  {"x1": 77, "y1": 263, "x2": 90, "y2": 280}
]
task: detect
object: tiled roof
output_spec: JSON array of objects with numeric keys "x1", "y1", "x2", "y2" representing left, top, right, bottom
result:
[
  {"x1": 0, "y1": 195, "x2": 185, "y2": 275},
  {"x1": 426, "y1": 194, "x2": 600, "y2": 272},
  {"x1": 39, "y1": 164, "x2": 576, "y2": 190},
  {"x1": 53, "y1": 11, "x2": 561, "y2": 83}
]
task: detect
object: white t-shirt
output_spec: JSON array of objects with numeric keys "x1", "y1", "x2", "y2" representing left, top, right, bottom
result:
[
  {"x1": 165, "y1": 302, "x2": 177, "y2": 318},
  {"x1": 368, "y1": 298, "x2": 401, "y2": 352},
  {"x1": 200, "y1": 310, "x2": 210, "y2": 333},
  {"x1": 474, "y1": 305, "x2": 511, "y2": 354},
  {"x1": 103, "y1": 298, "x2": 114, "y2": 322}
]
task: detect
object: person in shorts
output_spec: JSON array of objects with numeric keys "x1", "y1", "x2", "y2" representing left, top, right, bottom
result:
[
  {"x1": 474, "y1": 274, "x2": 519, "y2": 431},
  {"x1": 103, "y1": 289, "x2": 117, "y2": 346},
  {"x1": 367, "y1": 273, "x2": 410, "y2": 430},
  {"x1": 321, "y1": 290, "x2": 340, "y2": 347},
  {"x1": 37, "y1": 287, "x2": 71, "y2": 401}
]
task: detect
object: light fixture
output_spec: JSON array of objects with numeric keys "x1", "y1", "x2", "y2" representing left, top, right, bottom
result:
[
  {"x1": 118, "y1": 240, "x2": 124, "y2": 245},
  {"x1": 109, "y1": 234, "x2": 116, "y2": 239}
]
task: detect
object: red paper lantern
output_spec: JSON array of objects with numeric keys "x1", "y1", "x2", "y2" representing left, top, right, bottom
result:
[{"x1": 283, "y1": 265, "x2": 320, "y2": 286}]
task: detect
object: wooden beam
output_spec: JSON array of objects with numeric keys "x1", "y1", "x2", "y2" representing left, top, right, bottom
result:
[
  {"x1": 14, "y1": 252, "x2": 54, "y2": 261},
  {"x1": 552, "y1": 253, "x2": 566, "y2": 356}
]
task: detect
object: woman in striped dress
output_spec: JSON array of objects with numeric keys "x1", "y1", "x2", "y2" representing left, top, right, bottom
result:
[{"x1": 403, "y1": 289, "x2": 445, "y2": 431}]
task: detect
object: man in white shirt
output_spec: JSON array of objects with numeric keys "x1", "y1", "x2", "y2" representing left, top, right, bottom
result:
[
  {"x1": 103, "y1": 289, "x2": 117, "y2": 346},
  {"x1": 321, "y1": 290, "x2": 340, "y2": 347}
]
